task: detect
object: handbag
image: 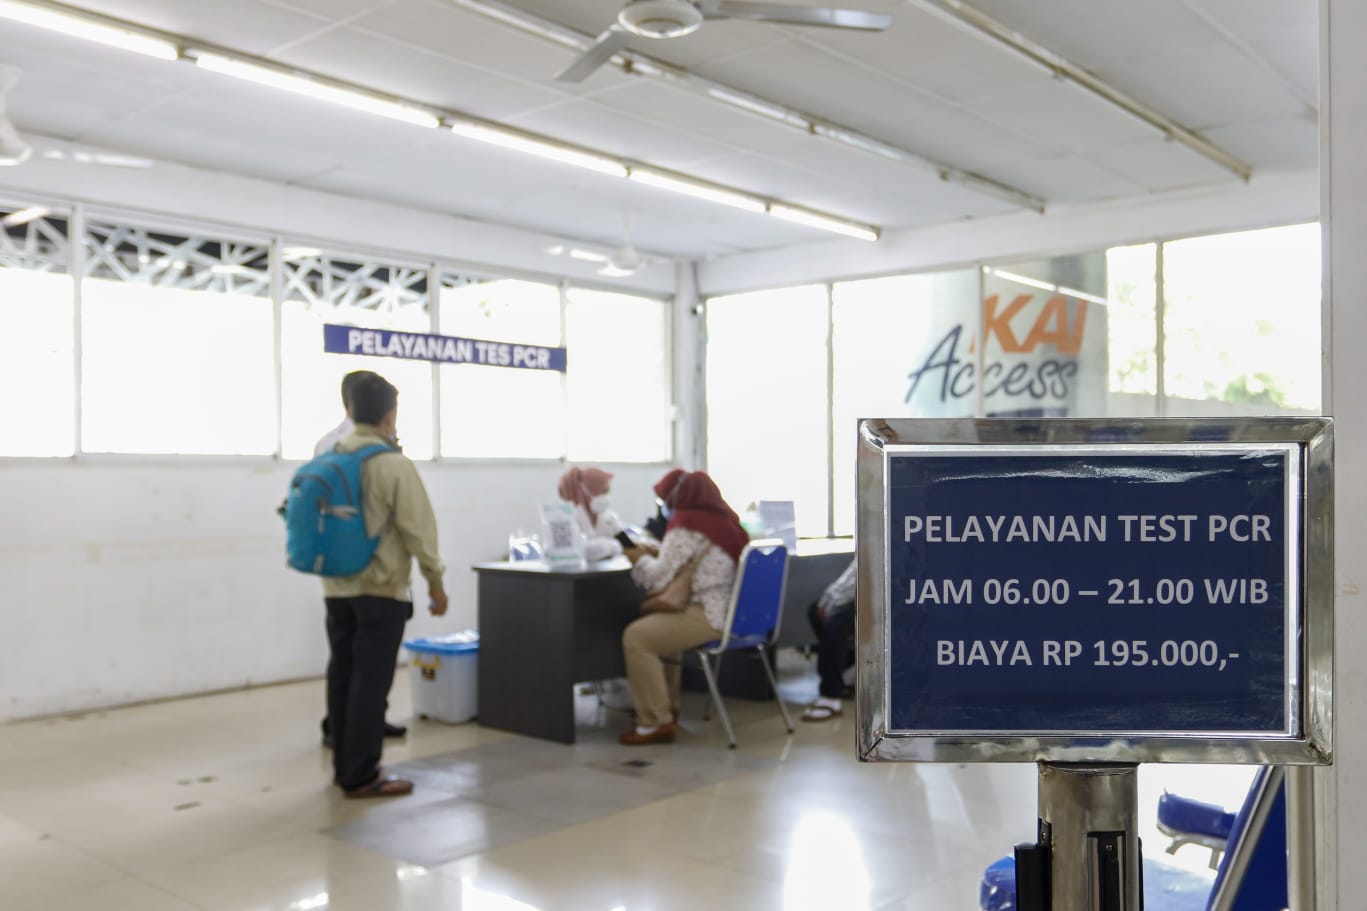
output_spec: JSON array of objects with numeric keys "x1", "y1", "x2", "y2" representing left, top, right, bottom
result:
[{"x1": 640, "y1": 550, "x2": 706, "y2": 614}]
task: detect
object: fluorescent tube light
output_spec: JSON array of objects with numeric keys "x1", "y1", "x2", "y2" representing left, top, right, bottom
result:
[
  {"x1": 0, "y1": 0, "x2": 178, "y2": 59},
  {"x1": 1, "y1": 205, "x2": 48, "y2": 226},
  {"x1": 449, "y1": 122, "x2": 628, "y2": 177},
  {"x1": 194, "y1": 53, "x2": 440, "y2": 128},
  {"x1": 706, "y1": 88, "x2": 808, "y2": 128},
  {"x1": 449, "y1": 0, "x2": 584, "y2": 49},
  {"x1": 767, "y1": 204, "x2": 879, "y2": 241},
  {"x1": 628, "y1": 168, "x2": 767, "y2": 213}
]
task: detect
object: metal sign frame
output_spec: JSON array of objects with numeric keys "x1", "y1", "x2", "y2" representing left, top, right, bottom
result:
[{"x1": 856, "y1": 417, "x2": 1333, "y2": 765}]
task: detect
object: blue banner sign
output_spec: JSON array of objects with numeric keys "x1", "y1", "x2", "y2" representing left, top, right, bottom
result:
[
  {"x1": 323, "y1": 323, "x2": 567, "y2": 372},
  {"x1": 887, "y1": 447, "x2": 1297, "y2": 736}
]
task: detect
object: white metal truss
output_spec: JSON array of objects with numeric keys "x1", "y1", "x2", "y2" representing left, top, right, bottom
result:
[
  {"x1": 82, "y1": 221, "x2": 270, "y2": 295},
  {"x1": 0, "y1": 206, "x2": 67, "y2": 271},
  {"x1": 282, "y1": 251, "x2": 429, "y2": 313}
]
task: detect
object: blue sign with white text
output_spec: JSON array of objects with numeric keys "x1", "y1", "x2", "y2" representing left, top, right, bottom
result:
[
  {"x1": 887, "y1": 449, "x2": 1295, "y2": 735},
  {"x1": 323, "y1": 323, "x2": 567, "y2": 372}
]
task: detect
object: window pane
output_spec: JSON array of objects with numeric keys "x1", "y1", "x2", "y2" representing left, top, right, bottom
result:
[
  {"x1": 566, "y1": 288, "x2": 671, "y2": 463},
  {"x1": 80, "y1": 223, "x2": 275, "y2": 455},
  {"x1": 1106, "y1": 244, "x2": 1159, "y2": 416},
  {"x1": 981, "y1": 254, "x2": 1110, "y2": 417},
  {"x1": 830, "y1": 270, "x2": 978, "y2": 535},
  {"x1": 706, "y1": 285, "x2": 829, "y2": 537},
  {"x1": 1163, "y1": 224, "x2": 1321, "y2": 415},
  {"x1": 439, "y1": 278, "x2": 563, "y2": 459},
  {"x1": 280, "y1": 252, "x2": 434, "y2": 460},
  {"x1": 1, "y1": 208, "x2": 73, "y2": 457}
]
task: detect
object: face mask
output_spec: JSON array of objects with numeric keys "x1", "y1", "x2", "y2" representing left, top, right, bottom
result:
[{"x1": 588, "y1": 494, "x2": 611, "y2": 514}]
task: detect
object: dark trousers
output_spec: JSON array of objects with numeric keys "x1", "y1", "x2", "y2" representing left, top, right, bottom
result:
[
  {"x1": 325, "y1": 595, "x2": 410, "y2": 790},
  {"x1": 807, "y1": 600, "x2": 857, "y2": 699}
]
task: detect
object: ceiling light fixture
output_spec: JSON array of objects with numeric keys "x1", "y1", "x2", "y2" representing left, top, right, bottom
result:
[
  {"x1": 628, "y1": 168, "x2": 768, "y2": 213},
  {"x1": 449, "y1": 121, "x2": 629, "y2": 177},
  {"x1": 1, "y1": 204, "x2": 47, "y2": 226},
  {"x1": 193, "y1": 53, "x2": 440, "y2": 128},
  {"x1": 0, "y1": 0, "x2": 178, "y2": 59},
  {"x1": 768, "y1": 203, "x2": 879, "y2": 241},
  {"x1": 705, "y1": 87, "x2": 809, "y2": 128},
  {"x1": 438, "y1": 0, "x2": 1044, "y2": 212},
  {"x1": 448, "y1": 0, "x2": 584, "y2": 48},
  {"x1": 909, "y1": 0, "x2": 1251, "y2": 180}
]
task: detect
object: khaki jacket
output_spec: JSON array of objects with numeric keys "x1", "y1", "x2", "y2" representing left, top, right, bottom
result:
[{"x1": 321, "y1": 424, "x2": 446, "y2": 602}]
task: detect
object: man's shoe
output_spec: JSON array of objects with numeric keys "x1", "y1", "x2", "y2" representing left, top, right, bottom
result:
[{"x1": 618, "y1": 723, "x2": 677, "y2": 745}]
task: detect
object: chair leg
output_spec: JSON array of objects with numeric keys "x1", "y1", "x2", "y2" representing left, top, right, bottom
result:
[
  {"x1": 700, "y1": 650, "x2": 725, "y2": 721},
  {"x1": 755, "y1": 645, "x2": 794, "y2": 733},
  {"x1": 697, "y1": 652, "x2": 736, "y2": 749}
]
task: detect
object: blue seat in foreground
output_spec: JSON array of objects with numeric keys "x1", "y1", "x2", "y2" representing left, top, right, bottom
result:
[
  {"x1": 692, "y1": 538, "x2": 793, "y2": 749},
  {"x1": 979, "y1": 767, "x2": 1287, "y2": 911},
  {"x1": 1158, "y1": 790, "x2": 1238, "y2": 868}
]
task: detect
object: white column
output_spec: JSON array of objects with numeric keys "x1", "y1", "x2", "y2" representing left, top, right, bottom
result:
[
  {"x1": 1322, "y1": 0, "x2": 1367, "y2": 906},
  {"x1": 673, "y1": 261, "x2": 705, "y2": 469}
]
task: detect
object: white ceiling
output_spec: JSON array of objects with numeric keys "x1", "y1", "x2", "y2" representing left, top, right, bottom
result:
[{"x1": 0, "y1": 0, "x2": 1318, "y2": 259}]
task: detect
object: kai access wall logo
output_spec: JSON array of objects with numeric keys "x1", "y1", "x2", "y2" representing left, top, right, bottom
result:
[{"x1": 905, "y1": 288, "x2": 1106, "y2": 418}]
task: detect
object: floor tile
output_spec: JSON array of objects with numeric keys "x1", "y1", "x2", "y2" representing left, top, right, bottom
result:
[
  {"x1": 327, "y1": 796, "x2": 557, "y2": 868},
  {"x1": 141, "y1": 830, "x2": 405, "y2": 911}
]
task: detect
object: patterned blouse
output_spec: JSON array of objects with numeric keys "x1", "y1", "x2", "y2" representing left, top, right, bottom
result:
[{"x1": 631, "y1": 527, "x2": 737, "y2": 631}]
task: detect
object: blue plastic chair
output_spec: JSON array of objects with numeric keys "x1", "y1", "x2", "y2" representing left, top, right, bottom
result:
[
  {"x1": 692, "y1": 539, "x2": 793, "y2": 749},
  {"x1": 1158, "y1": 790, "x2": 1238, "y2": 869},
  {"x1": 979, "y1": 766, "x2": 1287, "y2": 911}
]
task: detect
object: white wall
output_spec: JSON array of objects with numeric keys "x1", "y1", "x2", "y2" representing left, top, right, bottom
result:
[{"x1": 0, "y1": 459, "x2": 668, "y2": 722}]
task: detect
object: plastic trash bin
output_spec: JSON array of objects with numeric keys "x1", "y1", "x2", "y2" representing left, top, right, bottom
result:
[{"x1": 404, "y1": 631, "x2": 479, "y2": 724}]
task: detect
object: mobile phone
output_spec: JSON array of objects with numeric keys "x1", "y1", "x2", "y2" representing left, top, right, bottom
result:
[{"x1": 615, "y1": 531, "x2": 636, "y2": 549}]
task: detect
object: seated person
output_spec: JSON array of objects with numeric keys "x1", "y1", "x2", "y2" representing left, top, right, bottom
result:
[
  {"x1": 619, "y1": 470, "x2": 749, "y2": 745},
  {"x1": 557, "y1": 466, "x2": 626, "y2": 562},
  {"x1": 802, "y1": 558, "x2": 856, "y2": 721}
]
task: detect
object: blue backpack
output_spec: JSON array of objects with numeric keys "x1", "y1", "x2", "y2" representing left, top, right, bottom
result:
[{"x1": 284, "y1": 443, "x2": 395, "y2": 576}]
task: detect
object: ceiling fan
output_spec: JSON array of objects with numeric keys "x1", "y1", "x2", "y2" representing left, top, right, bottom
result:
[
  {"x1": 0, "y1": 64, "x2": 153, "y2": 169},
  {"x1": 547, "y1": 213, "x2": 656, "y2": 277},
  {"x1": 556, "y1": 0, "x2": 892, "y2": 82},
  {"x1": 0, "y1": 64, "x2": 31, "y2": 165}
]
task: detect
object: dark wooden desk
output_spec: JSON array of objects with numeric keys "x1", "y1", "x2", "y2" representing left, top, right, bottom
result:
[
  {"x1": 472, "y1": 540, "x2": 855, "y2": 743},
  {"x1": 474, "y1": 558, "x2": 639, "y2": 744}
]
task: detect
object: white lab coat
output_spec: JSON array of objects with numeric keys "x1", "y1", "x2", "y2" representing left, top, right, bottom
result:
[
  {"x1": 574, "y1": 503, "x2": 625, "y2": 562},
  {"x1": 314, "y1": 417, "x2": 354, "y2": 457}
]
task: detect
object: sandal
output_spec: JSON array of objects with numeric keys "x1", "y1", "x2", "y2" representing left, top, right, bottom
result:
[
  {"x1": 801, "y1": 703, "x2": 843, "y2": 722},
  {"x1": 343, "y1": 774, "x2": 414, "y2": 799}
]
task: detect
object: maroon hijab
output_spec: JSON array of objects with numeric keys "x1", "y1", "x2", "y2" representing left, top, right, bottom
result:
[{"x1": 656, "y1": 470, "x2": 749, "y2": 562}]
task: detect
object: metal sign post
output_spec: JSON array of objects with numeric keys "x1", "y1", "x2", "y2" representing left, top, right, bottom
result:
[{"x1": 855, "y1": 418, "x2": 1333, "y2": 911}]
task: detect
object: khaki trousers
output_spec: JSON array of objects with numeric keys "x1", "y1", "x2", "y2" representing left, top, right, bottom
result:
[{"x1": 622, "y1": 604, "x2": 721, "y2": 727}]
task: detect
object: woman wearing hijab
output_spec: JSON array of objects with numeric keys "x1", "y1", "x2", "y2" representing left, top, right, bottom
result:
[
  {"x1": 619, "y1": 470, "x2": 750, "y2": 745},
  {"x1": 557, "y1": 466, "x2": 626, "y2": 562}
]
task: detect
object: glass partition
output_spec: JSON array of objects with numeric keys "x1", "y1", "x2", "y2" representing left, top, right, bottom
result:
[
  {"x1": 81, "y1": 222, "x2": 275, "y2": 455},
  {"x1": 1, "y1": 205, "x2": 74, "y2": 457},
  {"x1": 280, "y1": 250, "x2": 434, "y2": 460}
]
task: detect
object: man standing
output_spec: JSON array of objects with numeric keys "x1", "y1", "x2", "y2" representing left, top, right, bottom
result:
[
  {"x1": 323, "y1": 373, "x2": 447, "y2": 797},
  {"x1": 316, "y1": 369, "x2": 406, "y2": 746}
]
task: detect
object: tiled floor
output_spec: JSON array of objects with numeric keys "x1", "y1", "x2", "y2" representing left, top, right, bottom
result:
[{"x1": 0, "y1": 657, "x2": 1254, "y2": 910}]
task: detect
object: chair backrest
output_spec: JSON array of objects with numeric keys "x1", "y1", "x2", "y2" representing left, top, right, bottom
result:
[
  {"x1": 716, "y1": 539, "x2": 789, "y2": 649},
  {"x1": 1206, "y1": 766, "x2": 1288, "y2": 911}
]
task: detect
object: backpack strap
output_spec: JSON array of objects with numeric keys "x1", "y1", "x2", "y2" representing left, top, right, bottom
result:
[{"x1": 352, "y1": 443, "x2": 397, "y2": 462}]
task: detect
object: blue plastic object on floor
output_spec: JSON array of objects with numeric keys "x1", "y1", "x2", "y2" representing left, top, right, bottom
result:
[
  {"x1": 1159, "y1": 792, "x2": 1237, "y2": 840},
  {"x1": 979, "y1": 767, "x2": 1288, "y2": 911},
  {"x1": 980, "y1": 854, "x2": 1212, "y2": 911}
]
